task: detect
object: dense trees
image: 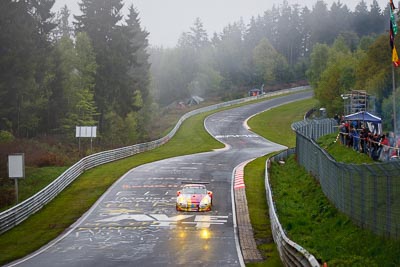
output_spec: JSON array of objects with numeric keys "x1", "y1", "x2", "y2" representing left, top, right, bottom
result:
[
  {"x1": 0, "y1": 0, "x2": 55, "y2": 137},
  {"x1": 253, "y1": 38, "x2": 289, "y2": 85},
  {"x1": 58, "y1": 32, "x2": 98, "y2": 134},
  {"x1": 73, "y1": 1, "x2": 151, "y2": 144},
  {"x1": 0, "y1": 0, "x2": 151, "y2": 146},
  {"x1": 0, "y1": 0, "x2": 395, "y2": 145},
  {"x1": 150, "y1": 0, "x2": 389, "y2": 108},
  {"x1": 307, "y1": 30, "x2": 400, "y2": 129}
]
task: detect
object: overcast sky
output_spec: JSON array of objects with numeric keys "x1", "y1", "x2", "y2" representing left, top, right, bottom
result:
[{"x1": 52, "y1": 0, "x2": 390, "y2": 47}]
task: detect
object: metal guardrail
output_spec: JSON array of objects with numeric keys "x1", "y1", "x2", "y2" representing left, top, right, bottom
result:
[
  {"x1": 266, "y1": 150, "x2": 320, "y2": 267},
  {"x1": 0, "y1": 86, "x2": 309, "y2": 235}
]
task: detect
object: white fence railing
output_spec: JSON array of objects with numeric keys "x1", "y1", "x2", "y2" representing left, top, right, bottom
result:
[
  {"x1": 0, "y1": 86, "x2": 309, "y2": 235},
  {"x1": 266, "y1": 150, "x2": 320, "y2": 267}
]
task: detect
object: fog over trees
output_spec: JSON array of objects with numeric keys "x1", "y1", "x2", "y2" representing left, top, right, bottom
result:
[{"x1": 0, "y1": 0, "x2": 395, "y2": 145}]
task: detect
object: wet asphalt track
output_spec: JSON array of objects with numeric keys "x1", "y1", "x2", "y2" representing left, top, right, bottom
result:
[{"x1": 10, "y1": 91, "x2": 312, "y2": 267}]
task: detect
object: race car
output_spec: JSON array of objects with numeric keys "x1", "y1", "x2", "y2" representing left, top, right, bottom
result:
[{"x1": 176, "y1": 182, "x2": 213, "y2": 211}]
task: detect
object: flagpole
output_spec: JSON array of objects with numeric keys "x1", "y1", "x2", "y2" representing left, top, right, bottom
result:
[
  {"x1": 393, "y1": 64, "x2": 397, "y2": 136},
  {"x1": 391, "y1": 0, "x2": 398, "y2": 137}
]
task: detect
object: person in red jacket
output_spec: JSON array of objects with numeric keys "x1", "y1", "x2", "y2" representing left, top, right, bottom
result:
[{"x1": 379, "y1": 134, "x2": 390, "y2": 161}]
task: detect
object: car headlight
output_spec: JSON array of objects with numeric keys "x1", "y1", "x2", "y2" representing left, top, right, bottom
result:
[
  {"x1": 200, "y1": 197, "x2": 210, "y2": 206},
  {"x1": 177, "y1": 197, "x2": 187, "y2": 207}
]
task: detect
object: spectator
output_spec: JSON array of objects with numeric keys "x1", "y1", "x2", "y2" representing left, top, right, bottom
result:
[
  {"x1": 366, "y1": 132, "x2": 372, "y2": 157},
  {"x1": 371, "y1": 134, "x2": 381, "y2": 160},
  {"x1": 335, "y1": 120, "x2": 396, "y2": 162},
  {"x1": 344, "y1": 121, "x2": 350, "y2": 146},
  {"x1": 391, "y1": 137, "x2": 400, "y2": 159},
  {"x1": 351, "y1": 120, "x2": 358, "y2": 130},
  {"x1": 388, "y1": 132, "x2": 396, "y2": 158},
  {"x1": 339, "y1": 123, "x2": 347, "y2": 145},
  {"x1": 348, "y1": 126, "x2": 354, "y2": 148},
  {"x1": 351, "y1": 127, "x2": 359, "y2": 151},
  {"x1": 334, "y1": 114, "x2": 339, "y2": 124},
  {"x1": 360, "y1": 127, "x2": 369, "y2": 154},
  {"x1": 379, "y1": 134, "x2": 390, "y2": 161}
]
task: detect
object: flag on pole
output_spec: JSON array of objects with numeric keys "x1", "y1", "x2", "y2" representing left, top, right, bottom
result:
[
  {"x1": 390, "y1": 0, "x2": 400, "y2": 67},
  {"x1": 391, "y1": 0, "x2": 396, "y2": 10},
  {"x1": 393, "y1": 46, "x2": 400, "y2": 67},
  {"x1": 391, "y1": 16, "x2": 396, "y2": 49}
]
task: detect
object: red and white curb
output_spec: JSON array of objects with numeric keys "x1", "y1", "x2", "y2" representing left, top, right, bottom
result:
[{"x1": 234, "y1": 159, "x2": 254, "y2": 190}]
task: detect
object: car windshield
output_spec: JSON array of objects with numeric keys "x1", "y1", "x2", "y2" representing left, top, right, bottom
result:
[{"x1": 182, "y1": 186, "x2": 207, "y2": 194}]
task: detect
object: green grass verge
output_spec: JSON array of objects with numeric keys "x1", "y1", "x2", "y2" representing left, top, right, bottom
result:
[
  {"x1": 244, "y1": 156, "x2": 283, "y2": 267},
  {"x1": 245, "y1": 98, "x2": 317, "y2": 266},
  {"x1": 248, "y1": 98, "x2": 319, "y2": 147},
  {"x1": 1, "y1": 167, "x2": 69, "y2": 212},
  {"x1": 317, "y1": 133, "x2": 375, "y2": 164},
  {"x1": 247, "y1": 98, "x2": 400, "y2": 266},
  {"x1": 269, "y1": 156, "x2": 400, "y2": 266}
]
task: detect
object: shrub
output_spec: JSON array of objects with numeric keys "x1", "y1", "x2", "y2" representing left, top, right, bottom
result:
[
  {"x1": 34, "y1": 153, "x2": 65, "y2": 167},
  {"x1": 0, "y1": 185, "x2": 15, "y2": 208},
  {"x1": 0, "y1": 131, "x2": 14, "y2": 144}
]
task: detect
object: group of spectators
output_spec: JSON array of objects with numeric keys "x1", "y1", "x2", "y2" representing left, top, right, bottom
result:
[{"x1": 336, "y1": 118, "x2": 400, "y2": 161}]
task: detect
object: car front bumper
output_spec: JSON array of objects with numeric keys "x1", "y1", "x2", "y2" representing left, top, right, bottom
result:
[{"x1": 176, "y1": 202, "x2": 211, "y2": 212}]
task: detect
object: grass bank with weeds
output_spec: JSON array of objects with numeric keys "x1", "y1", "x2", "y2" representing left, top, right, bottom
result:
[
  {"x1": 244, "y1": 156, "x2": 283, "y2": 267},
  {"x1": 245, "y1": 98, "x2": 317, "y2": 266},
  {"x1": 248, "y1": 98, "x2": 318, "y2": 148},
  {"x1": 317, "y1": 133, "x2": 375, "y2": 164},
  {"x1": 269, "y1": 156, "x2": 400, "y2": 266},
  {"x1": 248, "y1": 99, "x2": 400, "y2": 266}
]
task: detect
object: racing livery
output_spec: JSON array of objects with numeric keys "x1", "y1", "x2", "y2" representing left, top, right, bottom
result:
[{"x1": 176, "y1": 183, "x2": 213, "y2": 211}]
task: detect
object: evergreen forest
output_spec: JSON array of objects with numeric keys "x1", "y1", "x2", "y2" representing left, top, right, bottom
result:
[{"x1": 0, "y1": 0, "x2": 397, "y2": 147}]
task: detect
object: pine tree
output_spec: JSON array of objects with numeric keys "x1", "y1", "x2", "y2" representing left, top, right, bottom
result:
[
  {"x1": 70, "y1": 32, "x2": 98, "y2": 127},
  {"x1": 74, "y1": 0, "x2": 125, "y2": 130},
  {"x1": 51, "y1": 32, "x2": 98, "y2": 136},
  {"x1": 125, "y1": 5, "x2": 151, "y2": 108},
  {"x1": 47, "y1": 36, "x2": 74, "y2": 132},
  {"x1": 52, "y1": 5, "x2": 73, "y2": 40},
  {"x1": 353, "y1": 0, "x2": 370, "y2": 37},
  {"x1": 0, "y1": 0, "x2": 55, "y2": 136}
]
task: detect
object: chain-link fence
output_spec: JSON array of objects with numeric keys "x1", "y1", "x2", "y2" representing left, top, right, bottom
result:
[{"x1": 292, "y1": 119, "x2": 400, "y2": 238}]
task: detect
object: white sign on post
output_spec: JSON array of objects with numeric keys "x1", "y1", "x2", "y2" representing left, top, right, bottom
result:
[
  {"x1": 76, "y1": 126, "x2": 97, "y2": 138},
  {"x1": 8, "y1": 153, "x2": 24, "y2": 204},
  {"x1": 8, "y1": 154, "x2": 25, "y2": 178},
  {"x1": 76, "y1": 126, "x2": 97, "y2": 153}
]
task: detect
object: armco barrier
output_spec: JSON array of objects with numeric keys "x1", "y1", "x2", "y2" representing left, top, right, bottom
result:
[
  {"x1": 0, "y1": 86, "x2": 309, "y2": 235},
  {"x1": 266, "y1": 150, "x2": 320, "y2": 267}
]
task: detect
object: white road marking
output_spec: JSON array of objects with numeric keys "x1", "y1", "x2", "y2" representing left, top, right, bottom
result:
[
  {"x1": 215, "y1": 134, "x2": 259, "y2": 138},
  {"x1": 98, "y1": 214, "x2": 155, "y2": 222},
  {"x1": 95, "y1": 214, "x2": 229, "y2": 229}
]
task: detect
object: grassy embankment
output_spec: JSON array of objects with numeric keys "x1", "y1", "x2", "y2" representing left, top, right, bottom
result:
[
  {"x1": 246, "y1": 99, "x2": 400, "y2": 266},
  {"x1": 245, "y1": 98, "x2": 317, "y2": 267}
]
